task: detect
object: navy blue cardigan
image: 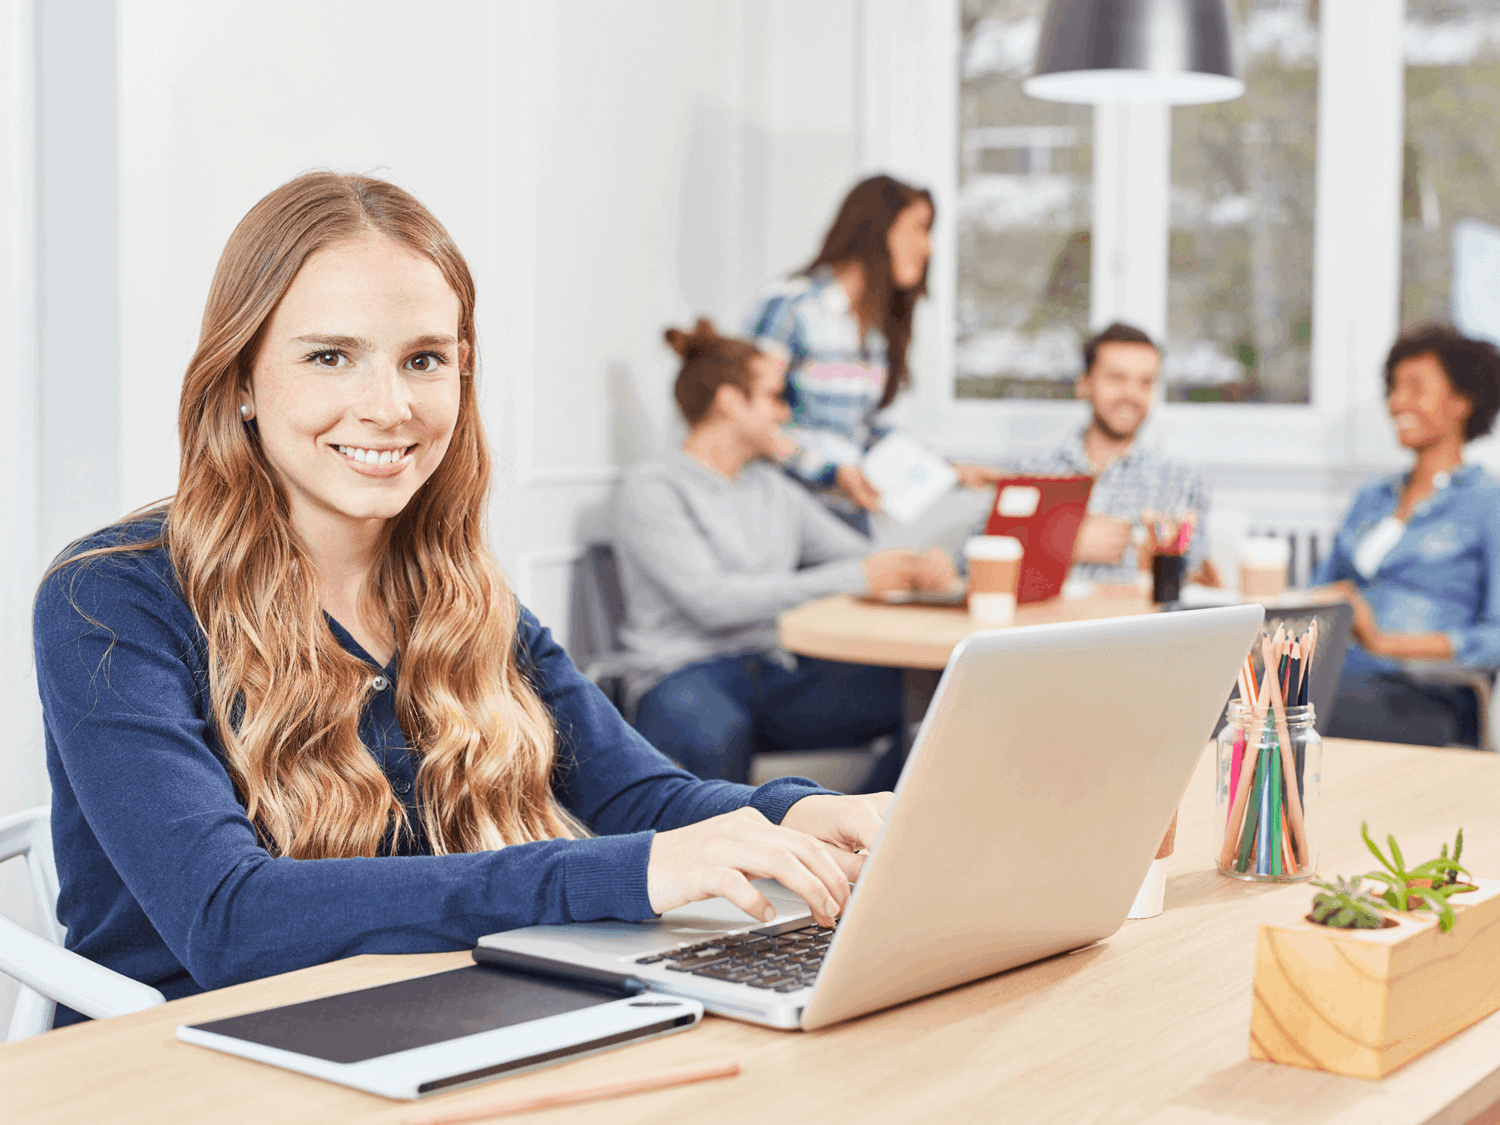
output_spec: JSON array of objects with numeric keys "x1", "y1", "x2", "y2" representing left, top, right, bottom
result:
[{"x1": 33, "y1": 518, "x2": 829, "y2": 1024}]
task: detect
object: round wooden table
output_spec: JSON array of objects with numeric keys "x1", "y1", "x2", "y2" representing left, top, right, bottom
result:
[
  {"x1": 777, "y1": 589, "x2": 1157, "y2": 757},
  {"x1": 777, "y1": 589, "x2": 1157, "y2": 671}
]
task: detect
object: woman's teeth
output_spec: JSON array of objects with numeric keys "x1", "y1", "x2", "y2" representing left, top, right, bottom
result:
[{"x1": 338, "y1": 445, "x2": 409, "y2": 466}]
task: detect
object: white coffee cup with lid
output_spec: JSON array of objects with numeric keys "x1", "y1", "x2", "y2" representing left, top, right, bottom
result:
[
  {"x1": 1238, "y1": 537, "x2": 1290, "y2": 600},
  {"x1": 964, "y1": 536, "x2": 1025, "y2": 627}
]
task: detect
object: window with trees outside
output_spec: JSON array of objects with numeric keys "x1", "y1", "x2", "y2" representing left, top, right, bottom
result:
[
  {"x1": 1401, "y1": 0, "x2": 1500, "y2": 345},
  {"x1": 956, "y1": 0, "x2": 1092, "y2": 400},
  {"x1": 1165, "y1": 0, "x2": 1318, "y2": 403},
  {"x1": 956, "y1": 0, "x2": 1319, "y2": 405}
]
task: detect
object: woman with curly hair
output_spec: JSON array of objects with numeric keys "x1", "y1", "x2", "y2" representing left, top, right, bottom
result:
[
  {"x1": 34, "y1": 172, "x2": 887, "y2": 1025},
  {"x1": 1317, "y1": 323, "x2": 1500, "y2": 746}
]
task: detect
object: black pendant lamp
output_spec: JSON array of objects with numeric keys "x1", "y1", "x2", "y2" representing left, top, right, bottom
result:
[{"x1": 1024, "y1": 0, "x2": 1243, "y2": 105}]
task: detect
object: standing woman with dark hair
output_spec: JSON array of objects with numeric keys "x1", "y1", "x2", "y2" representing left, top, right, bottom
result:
[
  {"x1": 33, "y1": 173, "x2": 889, "y2": 1024},
  {"x1": 1316, "y1": 323, "x2": 1500, "y2": 747},
  {"x1": 745, "y1": 175, "x2": 997, "y2": 531}
]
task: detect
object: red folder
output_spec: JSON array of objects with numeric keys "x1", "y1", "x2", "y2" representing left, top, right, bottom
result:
[{"x1": 982, "y1": 475, "x2": 1094, "y2": 603}]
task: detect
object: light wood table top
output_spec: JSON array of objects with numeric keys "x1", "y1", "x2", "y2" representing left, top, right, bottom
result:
[
  {"x1": 778, "y1": 589, "x2": 1157, "y2": 669},
  {"x1": 6, "y1": 739, "x2": 1500, "y2": 1124}
]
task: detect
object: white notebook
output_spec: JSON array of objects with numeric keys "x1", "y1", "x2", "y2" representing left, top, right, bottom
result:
[{"x1": 860, "y1": 433, "x2": 959, "y2": 524}]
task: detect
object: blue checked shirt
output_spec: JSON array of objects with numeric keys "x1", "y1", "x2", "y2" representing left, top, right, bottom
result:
[
  {"x1": 1314, "y1": 463, "x2": 1500, "y2": 671},
  {"x1": 745, "y1": 268, "x2": 896, "y2": 497},
  {"x1": 969, "y1": 427, "x2": 1211, "y2": 586}
]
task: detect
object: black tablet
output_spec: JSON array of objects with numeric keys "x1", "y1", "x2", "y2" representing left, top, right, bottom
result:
[{"x1": 177, "y1": 965, "x2": 701, "y2": 1099}]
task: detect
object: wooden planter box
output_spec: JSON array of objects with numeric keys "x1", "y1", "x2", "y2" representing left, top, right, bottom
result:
[{"x1": 1250, "y1": 877, "x2": 1500, "y2": 1078}]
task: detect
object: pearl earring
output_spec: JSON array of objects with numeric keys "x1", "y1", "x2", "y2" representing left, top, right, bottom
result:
[{"x1": 239, "y1": 403, "x2": 252, "y2": 419}]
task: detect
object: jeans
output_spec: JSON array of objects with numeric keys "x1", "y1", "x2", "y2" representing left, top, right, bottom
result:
[
  {"x1": 1324, "y1": 667, "x2": 1481, "y2": 748},
  {"x1": 632, "y1": 653, "x2": 902, "y2": 788}
]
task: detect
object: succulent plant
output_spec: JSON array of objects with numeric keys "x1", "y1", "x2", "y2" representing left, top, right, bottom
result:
[
  {"x1": 1438, "y1": 828, "x2": 1465, "y2": 885},
  {"x1": 1362, "y1": 823, "x2": 1472, "y2": 932},
  {"x1": 1310, "y1": 876, "x2": 1389, "y2": 929}
]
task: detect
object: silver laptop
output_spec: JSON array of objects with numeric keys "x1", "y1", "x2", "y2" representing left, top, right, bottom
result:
[{"x1": 476, "y1": 605, "x2": 1264, "y2": 1031}]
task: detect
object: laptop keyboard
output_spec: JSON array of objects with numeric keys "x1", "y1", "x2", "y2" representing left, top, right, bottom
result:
[{"x1": 633, "y1": 921, "x2": 836, "y2": 993}]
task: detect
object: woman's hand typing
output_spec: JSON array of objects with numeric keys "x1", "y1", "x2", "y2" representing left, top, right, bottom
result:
[{"x1": 646, "y1": 793, "x2": 893, "y2": 926}]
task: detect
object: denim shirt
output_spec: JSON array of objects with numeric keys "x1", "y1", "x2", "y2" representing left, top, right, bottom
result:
[{"x1": 1314, "y1": 463, "x2": 1500, "y2": 670}]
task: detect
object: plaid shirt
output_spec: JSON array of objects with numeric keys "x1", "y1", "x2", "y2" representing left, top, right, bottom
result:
[
  {"x1": 972, "y1": 427, "x2": 1211, "y2": 586},
  {"x1": 745, "y1": 268, "x2": 895, "y2": 494}
]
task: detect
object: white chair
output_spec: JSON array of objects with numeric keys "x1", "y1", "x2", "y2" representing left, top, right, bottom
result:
[{"x1": 0, "y1": 806, "x2": 166, "y2": 1041}]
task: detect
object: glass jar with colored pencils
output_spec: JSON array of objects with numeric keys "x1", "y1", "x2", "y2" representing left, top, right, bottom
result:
[
  {"x1": 1214, "y1": 627, "x2": 1322, "y2": 880},
  {"x1": 1217, "y1": 703, "x2": 1319, "y2": 880}
]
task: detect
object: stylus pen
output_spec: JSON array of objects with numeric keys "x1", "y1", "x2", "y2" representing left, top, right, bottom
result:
[
  {"x1": 404, "y1": 1057, "x2": 740, "y2": 1124},
  {"x1": 471, "y1": 946, "x2": 650, "y2": 995}
]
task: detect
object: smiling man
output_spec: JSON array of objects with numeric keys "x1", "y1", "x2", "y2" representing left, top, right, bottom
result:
[{"x1": 984, "y1": 323, "x2": 1214, "y2": 588}]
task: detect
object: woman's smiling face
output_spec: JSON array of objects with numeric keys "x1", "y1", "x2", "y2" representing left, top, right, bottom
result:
[
  {"x1": 1387, "y1": 350, "x2": 1472, "y2": 451},
  {"x1": 244, "y1": 234, "x2": 465, "y2": 546}
]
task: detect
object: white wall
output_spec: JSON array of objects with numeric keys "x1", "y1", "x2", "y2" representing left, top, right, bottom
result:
[
  {"x1": 1, "y1": 0, "x2": 864, "y2": 1032},
  {"x1": 113, "y1": 0, "x2": 861, "y2": 635},
  {"x1": 0, "y1": 0, "x2": 41, "y2": 1037}
]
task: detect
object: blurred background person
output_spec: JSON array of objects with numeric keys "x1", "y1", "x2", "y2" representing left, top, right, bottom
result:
[
  {"x1": 1316, "y1": 324, "x2": 1500, "y2": 747},
  {"x1": 745, "y1": 175, "x2": 1000, "y2": 533},
  {"x1": 614, "y1": 320, "x2": 953, "y2": 788},
  {"x1": 968, "y1": 322, "x2": 1214, "y2": 588}
]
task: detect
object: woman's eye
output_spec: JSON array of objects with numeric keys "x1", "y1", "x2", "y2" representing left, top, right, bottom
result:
[
  {"x1": 309, "y1": 350, "x2": 347, "y2": 368},
  {"x1": 407, "y1": 352, "x2": 448, "y2": 372}
]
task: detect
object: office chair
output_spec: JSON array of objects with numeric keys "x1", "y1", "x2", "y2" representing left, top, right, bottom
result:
[
  {"x1": 569, "y1": 544, "x2": 636, "y2": 716},
  {"x1": 1176, "y1": 599, "x2": 1353, "y2": 738},
  {"x1": 570, "y1": 544, "x2": 878, "y2": 791},
  {"x1": 0, "y1": 806, "x2": 165, "y2": 1041},
  {"x1": 1398, "y1": 662, "x2": 1500, "y2": 752}
]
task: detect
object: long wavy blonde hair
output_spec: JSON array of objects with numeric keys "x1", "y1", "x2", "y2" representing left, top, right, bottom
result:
[{"x1": 83, "y1": 172, "x2": 572, "y2": 858}]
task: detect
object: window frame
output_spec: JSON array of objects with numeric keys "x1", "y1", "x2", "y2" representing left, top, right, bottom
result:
[{"x1": 861, "y1": 0, "x2": 1408, "y2": 475}]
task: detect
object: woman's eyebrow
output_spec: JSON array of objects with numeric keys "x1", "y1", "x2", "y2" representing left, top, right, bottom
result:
[
  {"x1": 291, "y1": 333, "x2": 371, "y2": 351},
  {"x1": 290, "y1": 332, "x2": 458, "y2": 351},
  {"x1": 406, "y1": 333, "x2": 459, "y2": 349}
]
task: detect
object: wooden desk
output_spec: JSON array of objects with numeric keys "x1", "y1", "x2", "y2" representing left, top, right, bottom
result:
[
  {"x1": 6, "y1": 739, "x2": 1500, "y2": 1125},
  {"x1": 778, "y1": 590, "x2": 1156, "y2": 671}
]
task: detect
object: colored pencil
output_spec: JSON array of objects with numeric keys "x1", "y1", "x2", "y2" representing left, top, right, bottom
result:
[
  {"x1": 404, "y1": 1058, "x2": 741, "y2": 1125},
  {"x1": 1268, "y1": 739, "x2": 1283, "y2": 877},
  {"x1": 1228, "y1": 728, "x2": 1247, "y2": 826},
  {"x1": 1237, "y1": 746, "x2": 1268, "y2": 873},
  {"x1": 1261, "y1": 633, "x2": 1309, "y2": 869},
  {"x1": 1219, "y1": 655, "x2": 1270, "y2": 868},
  {"x1": 1228, "y1": 659, "x2": 1255, "y2": 821},
  {"x1": 1281, "y1": 806, "x2": 1296, "y2": 873}
]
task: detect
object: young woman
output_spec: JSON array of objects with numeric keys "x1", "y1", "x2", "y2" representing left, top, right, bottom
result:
[
  {"x1": 33, "y1": 173, "x2": 888, "y2": 1024},
  {"x1": 1315, "y1": 324, "x2": 1500, "y2": 746},
  {"x1": 745, "y1": 174, "x2": 997, "y2": 531}
]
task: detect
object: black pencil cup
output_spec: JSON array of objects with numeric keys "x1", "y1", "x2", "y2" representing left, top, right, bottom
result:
[{"x1": 1151, "y1": 554, "x2": 1185, "y2": 604}]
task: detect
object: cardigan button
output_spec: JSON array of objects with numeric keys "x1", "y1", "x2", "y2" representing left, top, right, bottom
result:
[
  {"x1": 392, "y1": 776, "x2": 412, "y2": 795},
  {"x1": 371, "y1": 674, "x2": 390, "y2": 692}
]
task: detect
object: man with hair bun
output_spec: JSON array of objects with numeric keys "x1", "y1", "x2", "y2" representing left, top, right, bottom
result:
[{"x1": 614, "y1": 320, "x2": 954, "y2": 788}]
